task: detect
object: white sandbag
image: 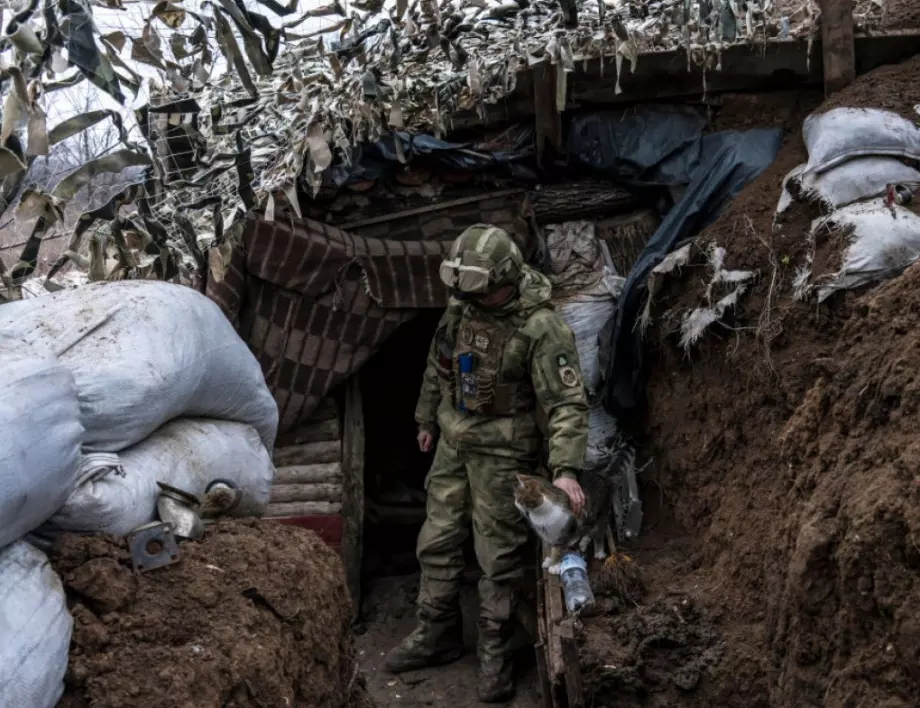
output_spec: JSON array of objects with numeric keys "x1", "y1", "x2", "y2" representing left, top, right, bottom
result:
[
  {"x1": 0, "y1": 280, "x2": 278, "y2": 453},
  {"x1": 803, "y1": 108, "x2": 920, "y2": 174},
  {"x1": 0, "y1": 541, "x2": 72, "y2": 708},
  {"x1": 46, "y1": 418, "x2": 275, "y2": 536},
  {"x1": 555, "y1": 272, "x2": 624, "y2": 396},
  {"x1": 809, "y1": 202, "x2": 920, "y2": 302},
  {"x1": 793, "y1": 157, "x2": 920, "y2": 211},
  {"x1": 0, "y1": 335, "x2": 83, "y2": 547},
  {"x1": 554, "y1": 272, "x2": 625, "y2": 470}
]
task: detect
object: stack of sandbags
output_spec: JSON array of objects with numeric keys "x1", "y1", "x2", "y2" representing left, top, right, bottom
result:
[
  {"x1": 775, "y1": 107, "x2": 920, "y2": 301},
  {"x1": 0, "y1": 280, "x2": 278, "y2": 452},
  {"x1": 0, "y1": 280, "x2": 280, "y2": 707},
  {"x1": 545, "y1": 220, "x2": 626, "y2": 469},
  {"x1": 0, "y1": 335, "x2": 83, "y2": 706}
]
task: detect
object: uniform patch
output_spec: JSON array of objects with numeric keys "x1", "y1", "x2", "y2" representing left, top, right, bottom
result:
[
  {"x1": 559, "y1": 366, "x2": 579, "y2": 388},
  {"x1": 462, "y1": 326, "x2": 474, "y2": 345},
  {"x1": 474, "y1": 332, "x2": 490, "y2": 351},
  {"x1": 556, "y1": 354, "x2": 568, "y2": 367}
]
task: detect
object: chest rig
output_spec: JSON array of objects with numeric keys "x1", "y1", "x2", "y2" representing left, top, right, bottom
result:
[{"x1": 435, "y1": 305, "x2": 537, "y2": 416}]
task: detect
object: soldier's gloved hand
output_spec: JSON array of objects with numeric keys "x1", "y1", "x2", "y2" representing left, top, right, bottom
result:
[
  {"x1": 554, "y1": 477, "x2": 585, "y2": 515},
  {"x1": 417, "y1": 430, "x2": 434, "y2": 452}
]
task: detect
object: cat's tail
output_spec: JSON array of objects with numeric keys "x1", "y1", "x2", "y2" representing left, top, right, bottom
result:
[
  {"x1": 606, "y1": 430, "x2": 637, "y2": 478},
  {"x1": 606, "y1": 430, "x2": 643, "y2": 542}
]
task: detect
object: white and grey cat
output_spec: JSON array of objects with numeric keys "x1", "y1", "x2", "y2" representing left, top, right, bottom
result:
[{"x1": 513, "y1": 434, "x2": 636, "y2": 574}]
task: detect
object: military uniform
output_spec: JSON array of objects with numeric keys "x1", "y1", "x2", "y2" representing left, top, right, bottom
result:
[{"x1": 386, "y1": 225, "x2": 589, "y2": 702}]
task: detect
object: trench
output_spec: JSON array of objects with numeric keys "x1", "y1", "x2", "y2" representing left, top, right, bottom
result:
[{"x1": 353, "y1": 309, "x2": 548, "y2": 707}]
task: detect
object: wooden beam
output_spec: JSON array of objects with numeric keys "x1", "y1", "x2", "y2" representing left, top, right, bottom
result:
[
  {"x1": 269, "y1": 482, "x2": 343, "y2": 503},
  {"x1": 340, "y1": 376, "x2": 365, "y2": 622},
  {"x1": 336, "y1": 188, "x2": 526, "y2": 231},
  {"x1": 558, "y1": 619, "x2": 584, "y2": 708},
  {"x1": 447, "y1": 32, "x2": 920, "y2": 135},
  {"x1": 533, "y1": 62, "x2": 562, "y2": 163},
  {"x1": 273, "y1": 440, "x2": 341, "y2": 467},
  {"x1": 819, "y1": 0, "x2": 856, "y2": 95},
  {"x1": 274, "y1": 462, "x2": 343, "y2": 484},
  {"x1": 534, "y1": 547, "x2": 555, "y2": 708},
  {"x1": 264, "y1": 500, "x2": 342, "y2": 517}
]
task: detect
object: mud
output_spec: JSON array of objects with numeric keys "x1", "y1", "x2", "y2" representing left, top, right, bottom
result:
[
  {"x1": 582, "y1": 58, "x2": 920, "y2": 708},
  {"x1": 356, "y1": 574, "x2": 543, "y2": 708},
  {"x1": 53, "y1": 519, "x2": 372, "y2": 708}
]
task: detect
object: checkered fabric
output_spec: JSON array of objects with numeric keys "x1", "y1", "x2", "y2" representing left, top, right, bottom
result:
[{"x1": 207, "y1": 212, "x2": 460, "y2": 434}]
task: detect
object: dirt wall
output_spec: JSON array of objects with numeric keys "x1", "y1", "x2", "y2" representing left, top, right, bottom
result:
[{"x1": 581, "y1": 56, "x2": 920, "y2": 708}]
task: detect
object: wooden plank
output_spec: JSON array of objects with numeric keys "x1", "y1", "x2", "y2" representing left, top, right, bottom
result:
[
  {"x1": 542, "y1": 542, "x2": 566, "y2": 688},
  {"x1": 275, "y1": 417, "x2": 341, "y2": 447},
  {"x1": 273, "y1": 440, "x2": 341, "y2": 467},
  {"x1": 273, "y1": 462, "x2": 343, "y2": 484},
  {"x1": 264, "y1": 500, "x2": 342, "y2": 517},
  {"x1": 819, "y1": 0, "x2": 856, "y2": 95},
  {"x1": 447, "y1": 33, "x2": 920, "y2": 134},
  {"x1": 269, "y1": 483, "x2": 343, "y2": 504},
  {"x1": 533, "y1": 62, "x2": 562, "y2": 163},
  {"x1": 559, "y1": 619, "x2": 585, "y2": 708},
  {"x1": 534, "y1": 548, "x2": 555, "y2": 708},
  {"x1": 340, "y1": 376, "x2": 365, "y2": 622},
  {"x1": 336, "y1": 189, "x2": 526, "y2": 231}
]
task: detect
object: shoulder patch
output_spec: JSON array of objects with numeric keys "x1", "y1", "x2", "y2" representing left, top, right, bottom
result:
[{"x1": 559, "y1": 365, "x2": 579, "y2": 388}]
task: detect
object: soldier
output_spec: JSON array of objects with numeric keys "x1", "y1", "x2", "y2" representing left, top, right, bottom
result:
[{"x1": 385, "y1": 225, "x2": 589, "y2": 702}]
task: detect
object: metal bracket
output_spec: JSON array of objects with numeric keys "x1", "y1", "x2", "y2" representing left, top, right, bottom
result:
[{"x1": 127, "y1": 521, "x2": 180, "y2": 573}]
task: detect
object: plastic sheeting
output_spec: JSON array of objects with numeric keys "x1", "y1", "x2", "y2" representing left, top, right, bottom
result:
[
  {"x1": 325, "y1": 128, "x2": 538, "y2": 187},
  {"x1": 589, "y1": 114, "x2": 784, "y2": 417}
]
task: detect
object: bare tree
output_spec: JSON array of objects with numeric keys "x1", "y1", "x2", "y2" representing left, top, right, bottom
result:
[{"x1": 26, "y1": 87, "x2": 128, "y2": 211}]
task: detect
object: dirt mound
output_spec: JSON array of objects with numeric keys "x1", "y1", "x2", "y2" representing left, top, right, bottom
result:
[
  {"x1": 580, "y1": 594, "x2": 725, "y2": 707},
  {"x1": 814, "y1": 54, "x2": 920, "y2": 120},
  {"x1": 594, "y1": 56, "x2": 920, "y2": 708},
  {"x1": 52, "y1": 519, "x2": 373, "y2": 708}
]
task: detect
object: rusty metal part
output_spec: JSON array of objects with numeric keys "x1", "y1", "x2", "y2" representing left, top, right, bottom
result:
[
  {"x1": 127, "y1": 521, "x2": 180, "y2": 573},
  {"x1": 156, "y1": 482, "x2": 204, "y2": 540}
]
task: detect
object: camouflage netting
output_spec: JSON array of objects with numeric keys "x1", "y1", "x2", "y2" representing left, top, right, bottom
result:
[{"x1": 0, "y1": 0, "x2": 899, "y2": 295}]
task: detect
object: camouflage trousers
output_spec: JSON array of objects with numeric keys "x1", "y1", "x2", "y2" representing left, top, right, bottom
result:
[{"x1": 415, "y1": 437, "x2": 530, "y2": 657}]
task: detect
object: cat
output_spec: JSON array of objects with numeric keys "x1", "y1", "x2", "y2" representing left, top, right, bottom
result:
[
  {"x1": 513, "y1": 468, "x2": 612, "y2": 575},
  {"x1": 513, "y1": 431, "x2": 639, "y2": 574}
]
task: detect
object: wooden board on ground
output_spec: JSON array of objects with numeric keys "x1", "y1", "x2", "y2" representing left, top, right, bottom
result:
[{"x1": 539, "y1": 541, "x2": 585, "y2": 707}]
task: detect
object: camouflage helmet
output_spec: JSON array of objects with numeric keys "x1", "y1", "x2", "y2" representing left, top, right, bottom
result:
[{"x1": 439, "y1": 224, "x2": 524, "y2": 296}]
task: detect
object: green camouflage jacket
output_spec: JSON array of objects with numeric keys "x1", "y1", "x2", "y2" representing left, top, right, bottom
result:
[{"x1": 415, "y1": 266, "x2": 589, "y2": 481}]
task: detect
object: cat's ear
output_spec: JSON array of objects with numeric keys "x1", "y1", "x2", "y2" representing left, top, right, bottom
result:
[{"x1": 514, "y1": 474, "x2": 527, "y2": 485}]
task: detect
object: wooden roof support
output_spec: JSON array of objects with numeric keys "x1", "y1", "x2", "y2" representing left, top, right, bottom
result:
[
  {"x1": 819, "y1": 0, "x2": 856, "y2": 95},
  {"x1": 448, "y1": 32, "x2": 920, "y2": 135},
  {"x1": 341, "y1": 377, "x2": 365, "y2": 622},
  {"x1": 534, "y1": 62, "x2": 563, "y2": 164}
]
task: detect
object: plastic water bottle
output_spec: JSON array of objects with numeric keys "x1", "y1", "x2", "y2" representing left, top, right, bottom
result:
[{"x1": 559, "y1": 553, "x2": 595, "y2": 614}]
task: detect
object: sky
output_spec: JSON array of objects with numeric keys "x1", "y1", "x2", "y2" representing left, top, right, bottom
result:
[{"x1": 29, "y1": 0, "x2": 356, "y2": 155}]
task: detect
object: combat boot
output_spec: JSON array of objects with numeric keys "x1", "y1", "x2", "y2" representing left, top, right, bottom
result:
[
  {"x1": 476, "y1": 618, "x2": 515, "y2": 703},
  {"x1": 384, "y1": 619, "x2": 465, "y2": 674}
]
